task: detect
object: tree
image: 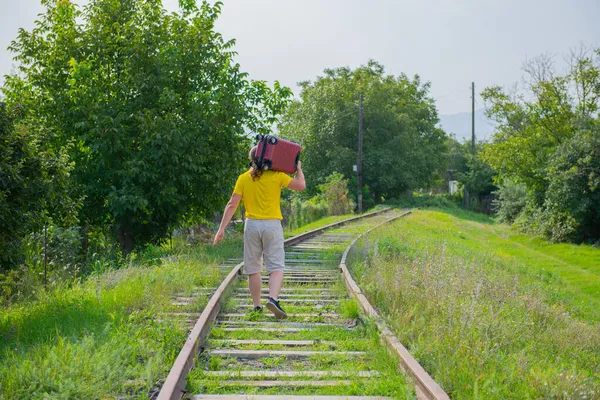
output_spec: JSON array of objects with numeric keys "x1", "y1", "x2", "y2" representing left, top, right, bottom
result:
[
  {"x1": 458, "y1": 147, "x2": 496, "y2": 204},
  {"x1": 482, "y1": 47, "x2": 600, "y2": 241},
  {"x1": 0, "y1": 102, "x2": 75, "y2": 271},
  {"x1": 278, "y1": 61, "x2": 446, "y2": 203},
  {"x1": 3, "y1": 0, "x2": 291, "y2": 253},
  {"x1": 442, "y1": 137, "x2": 496, "y2": 212},
  {"x1": 543, "y1": 129, "x2": 600, "y2": 241},
  {"x1": 445, "y1": 136, "x2": 469, "y2": 179}
]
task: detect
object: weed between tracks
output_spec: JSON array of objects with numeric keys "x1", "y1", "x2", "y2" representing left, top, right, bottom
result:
[
  {"x1": 187, "y1": 213, "x2": 415, "y2": 399},
  {"x1": 284, "y1": 214, "x2": 355, "y2": 238},
  {"x1": 189, "y1": 320, "x2": 413, "y2": 398},
  {"x1": 348, "y1": 209, "x2": 600, "y2": 399}
]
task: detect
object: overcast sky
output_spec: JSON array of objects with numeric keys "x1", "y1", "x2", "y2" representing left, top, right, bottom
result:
[{"x1": 1, "y1": 0, "x2": 598, "y2": 115}]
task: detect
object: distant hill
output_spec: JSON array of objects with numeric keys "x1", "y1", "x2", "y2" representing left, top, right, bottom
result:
[{"x1": 438, "y1": 109, "x2": 496, "y2": 142}]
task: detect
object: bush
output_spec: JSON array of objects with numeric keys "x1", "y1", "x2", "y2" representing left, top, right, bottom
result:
[
  {"x1": 285, "y1": 197, "x2": 328, "y2": 231},
  {"x1": 493, "y1": 180, "x2": 528, "y2": 223},
  {"x1": 348, "y1": 177, "x2": 375, "y2": 210},
  {"x1": 0, "y1": 225, "x2": 122, "y2": 304},
  {"x1": 339, "y1": 299, "x2": 360, "y2": 319},
  {"x1": 386, "y1": 193, "x2": 461, "y2": 210},
  {"x1": 513, "y1": 130, "x2": 600, "y2": 242},
  {"x1": 514, "y1": 202, "x2": 579, "y2": 243},
  {"x1": 543, "y1": 130, "x2": 600, "y2": 242},
  {"x1": 0, "y1": 267, "x2": 39, "y2": 306},
  {"x1": 318, "y1": 172, "x2": 355, "y2": 216},
  {"x1": 283, "y1": 172, "x2": 355, "y2": 230},
  {"x1": 0, "y1": 103, "x2": 76, "y2": 272}
]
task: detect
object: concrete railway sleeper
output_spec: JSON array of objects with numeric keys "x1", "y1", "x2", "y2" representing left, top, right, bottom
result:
[{"x1": 158, "y1": 208, "x2": 449, "y2": 400}]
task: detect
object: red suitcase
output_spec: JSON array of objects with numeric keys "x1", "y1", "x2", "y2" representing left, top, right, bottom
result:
[{"x1": 255, "y1": 134, "x2": 302, "y2": 174}]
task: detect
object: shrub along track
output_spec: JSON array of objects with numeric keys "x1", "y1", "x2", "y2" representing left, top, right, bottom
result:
[{"x1": 157, "y1": 209, "x2": 449, "y2": 400}]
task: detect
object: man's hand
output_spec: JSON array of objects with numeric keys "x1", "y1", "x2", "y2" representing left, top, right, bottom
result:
[
  {"x1": 213, "y1": 228, "x2": 224, "y2": 246},
  {"x1": 288, "y1": 161, "x2": 306, "y2": 191},
  {"x1": 213, "y1": 194, "x2": 241, "y2": 246}
]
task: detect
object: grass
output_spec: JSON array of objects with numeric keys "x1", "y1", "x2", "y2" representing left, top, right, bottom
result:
[
  {"x1": 187, "y1": 213, "x2": 415, "y2": 399},
  {"x1": 393, "y1": 207, "x2": 600, "y2": 321},
  {"x1": 283, "y1": 206, "x2": 390, "y2": 238},
  {"x1": 340, "y1": 298, "x2": 360, "y2": 319},
  {"x1": 0, "y1": 237, "x2": 240, "y2": 399},
  {"x1": 284, "y1": 214, "x2": 355, "y2": 238},
  {"x1": 0, "y1": 211, "x2": 400, "y2": 399},
  {"x1": 189, "y1": 319, "x2": 413, "y2": 398},
  {"x1": 348, "y1": 209, "x2": 600, "y2": 399},
  {"x1": 222, "y1": 293, "x2": 341, "y2": 314}
]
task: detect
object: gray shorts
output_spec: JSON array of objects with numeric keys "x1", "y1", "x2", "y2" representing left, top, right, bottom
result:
[{"x1": 243, "y1": 219, "x2": 285, "y2": 275}]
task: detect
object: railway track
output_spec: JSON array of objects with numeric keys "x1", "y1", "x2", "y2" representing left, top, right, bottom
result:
[{"x1": 158, "y1": 209, "x2": 449, "y2": 400}]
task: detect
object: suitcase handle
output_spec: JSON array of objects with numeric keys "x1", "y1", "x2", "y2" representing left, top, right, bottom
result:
[
  {"x1": 256, "y1": 134, "x2": 269, "y2": 170},
  {"x1": 294, "y1": 151, "x2": 300, "y2": 169}
]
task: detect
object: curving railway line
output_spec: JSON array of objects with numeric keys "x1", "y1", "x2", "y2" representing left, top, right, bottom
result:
[{"x1": 157, "y1": 208, "x2": 449, "y2": 400}]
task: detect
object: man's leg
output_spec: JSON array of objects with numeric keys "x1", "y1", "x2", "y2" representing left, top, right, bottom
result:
[
  {"x1": 243, "y1": 220, "x2": 263, "y2": 309},
  {"x1": 268, "y1": 270, "x2": 284, "y2": 299},
  {"x1": 265, "y1": 269, "x2": 286, "y2": 319},
  {"x1": 248, "y1": 272, "x2": 263, "y2": 307},
  {"x1": 263, "y1": 221, "x2": 287, "y2": 319}
]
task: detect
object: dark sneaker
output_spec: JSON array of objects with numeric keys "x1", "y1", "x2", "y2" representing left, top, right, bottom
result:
[
  {"x1": 266, "y1": 297, "x2": 287, "y2": 319},
  {"x1": 248, "y1": 305, "x2": 263, "y2": 321}
]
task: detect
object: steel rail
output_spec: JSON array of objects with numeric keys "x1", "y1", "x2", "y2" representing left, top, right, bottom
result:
[{"x1": 339, "y1": 210, "x2": 450, "y2": 400}]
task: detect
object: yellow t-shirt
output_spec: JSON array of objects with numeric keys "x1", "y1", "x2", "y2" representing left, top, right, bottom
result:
[{"x1": 233, "y1": 170, "x2": 293, "y2": 220}]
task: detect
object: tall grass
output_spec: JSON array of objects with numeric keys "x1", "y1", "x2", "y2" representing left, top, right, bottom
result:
[
  {"x1": 348, "y1": 210, "x2": 600, "y2": 399},
  {"x1": 0, "y1": 212, "x2": 375, "y2": 398},
  {"x1": 0, "y1": 237, "x2": 239, "y2": 399}
]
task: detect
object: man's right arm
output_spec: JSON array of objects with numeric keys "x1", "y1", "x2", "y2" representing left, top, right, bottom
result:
[
  {"x1": 287, "y1": 161, "x2": 306, "y2": 191},
  {"x1": 213, "y1": 193, "x2": 241, "y2": 245}
]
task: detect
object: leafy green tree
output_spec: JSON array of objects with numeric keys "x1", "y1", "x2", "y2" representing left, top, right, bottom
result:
[
  {"x1": 3, "y1": 0, "x2": 291, "y2": 253},
  {"x1": 543, "y1": 129, "x2": 600, "y2": 241},
  {"x1": 0, "y1": 102, "x2": 75, "y2": 271},
  {"x1": 279, "y1": 61, "x2": 446, "y2": 203},
  {"x1": 482, "y1": 48, "x2": 600, "y2": 241},
  {"x1": 442, "y1": 137, "x2": 496, "y2": 212},
  {"x1": 458, "y1": 147, "x2": 497, "y2": 200},
  {"x1": 445, "y1": 136, "x2": 469, "y2": 179}
]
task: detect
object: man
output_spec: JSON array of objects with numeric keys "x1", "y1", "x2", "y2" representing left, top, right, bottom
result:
[{"x1": 213, "y1": 146, "x2": 306, "y2": 319}]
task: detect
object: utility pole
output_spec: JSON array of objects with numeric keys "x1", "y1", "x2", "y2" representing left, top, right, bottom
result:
[
  {"x1": 471, "y1": 82, "x2": 475, "y2": 152},
  {"x1": 357, "y1": 94, "x2": 363, "y2": 214},
  {"x1": 464, "y1": 82, "x2": 476, "y2": 210},
  {"x1": 44, "y1": 223, "x2": 48, "y2": 290}
]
